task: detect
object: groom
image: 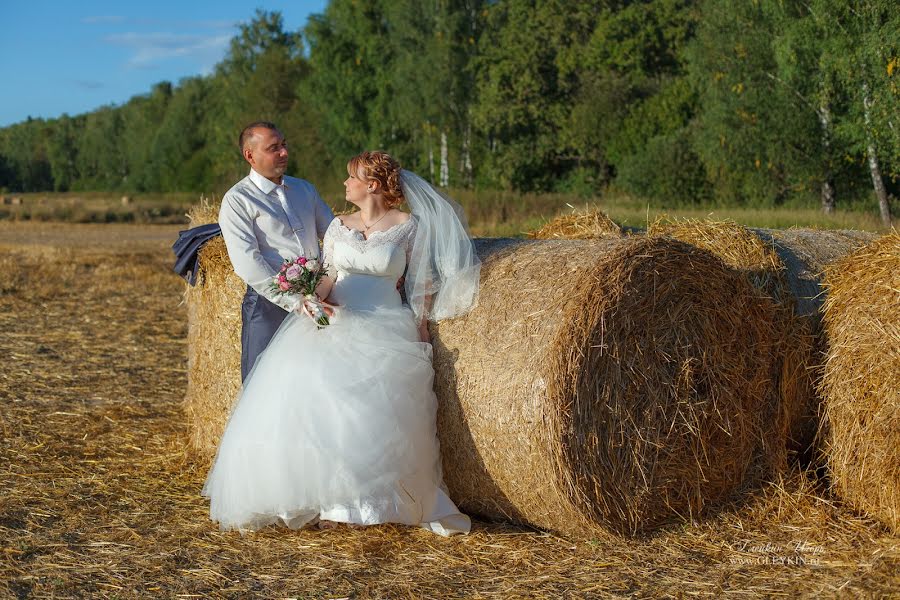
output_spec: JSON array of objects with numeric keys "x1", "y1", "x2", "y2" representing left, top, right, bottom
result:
[{"x1": 219, "y1": 121, "x2": 335, "y2": 381}]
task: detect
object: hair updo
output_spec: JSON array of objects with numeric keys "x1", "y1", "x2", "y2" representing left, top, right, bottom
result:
[{"x1": 347, "y1": 151, "x2": 404, "y2": 208}]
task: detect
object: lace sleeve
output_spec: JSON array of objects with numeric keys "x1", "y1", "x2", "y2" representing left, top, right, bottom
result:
[
  {"x1": 405, "y1": 215, "x2": 419, "y2": 270},
  {"x1": 322, "y1": 218, "x2": 339, "y2": 280}
]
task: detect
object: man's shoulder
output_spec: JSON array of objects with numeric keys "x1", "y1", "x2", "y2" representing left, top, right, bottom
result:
[
  {"x1": 285, "y1": 176, "x2": 319, "y2": 196},
  {"x1": 223, "y1": 175, "x2": 258, "y2": 202}
]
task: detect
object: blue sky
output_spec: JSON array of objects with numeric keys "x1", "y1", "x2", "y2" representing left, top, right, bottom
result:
[{"x1": 0, "y1": 1, "x2": 328, "y2": 127}]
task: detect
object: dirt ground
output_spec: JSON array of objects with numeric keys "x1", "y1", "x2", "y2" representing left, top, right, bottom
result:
[{"x1": 0, "y1": 222, "x2": 897, "y2": 598}]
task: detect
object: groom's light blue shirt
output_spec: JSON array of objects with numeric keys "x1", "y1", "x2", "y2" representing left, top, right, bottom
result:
[{"x1": 219, "y1": 168, "x2": 334, "y2": 311}]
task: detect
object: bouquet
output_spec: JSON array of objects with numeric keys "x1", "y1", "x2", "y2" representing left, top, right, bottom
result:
[{"x1": 269, "y1": 256, "x2": 329, "y2": 327}]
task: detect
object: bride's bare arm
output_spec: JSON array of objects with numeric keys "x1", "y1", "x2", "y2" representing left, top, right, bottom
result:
[{"x1": 315, "y1": 275, "x2": 334, "y2": 303}]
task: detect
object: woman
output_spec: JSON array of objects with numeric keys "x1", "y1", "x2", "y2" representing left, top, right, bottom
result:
[{"x1": 202, "y1": 151, "x2": 480, "y2": 536}]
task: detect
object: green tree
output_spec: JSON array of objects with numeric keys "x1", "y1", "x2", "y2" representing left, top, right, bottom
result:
[
  {"x1": 472, "y1": 0, "x2": 598, "y2": 191},
  {"x1": 688, "y1": 0, "x2": 830, "y2": 206},
  {"x1": 575, "y1": 0, "x2": 702, "y2": 201},
  {"x1": 812, "y1": 0, "x2": 898, "y2": 225},
  {"x1": 46, "y1": 114, "x2": 82, "y2": 192},
  {"x1": 149, "y1": 77, "x2": 213, "y2": 192}
]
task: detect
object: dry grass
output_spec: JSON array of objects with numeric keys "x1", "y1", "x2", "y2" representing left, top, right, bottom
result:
[
  {"x1": 820, "y1": 231, "x2": 900, "y2": 533},
  {"x1": 0, "y1": 222, "x2": 897, "y2": 598}
]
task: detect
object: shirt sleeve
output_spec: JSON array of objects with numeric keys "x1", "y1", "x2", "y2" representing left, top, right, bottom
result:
[{"x1": 218, "y1": 194, "x2": 301, "y2": 312}]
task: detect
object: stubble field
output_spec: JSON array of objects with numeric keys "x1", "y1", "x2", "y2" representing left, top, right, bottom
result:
[{"x1": 0, "y1": 222, "x2": 897, "y2": 598}]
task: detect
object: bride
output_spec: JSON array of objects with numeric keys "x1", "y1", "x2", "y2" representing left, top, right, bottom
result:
[{"x1": 201, "y1": 151, "x2": 481, "y2": 536}]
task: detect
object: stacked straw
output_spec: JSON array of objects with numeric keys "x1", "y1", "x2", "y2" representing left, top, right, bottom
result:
[
  {"x1": 433, "y1": 236, "x2": 780, "y2": 536},
  {"x1": 529, "y1": 208, "x2": 622, "y2": 239},
  {"x1": 819, "y1": 232, "x2": 899, "y2": 533}
]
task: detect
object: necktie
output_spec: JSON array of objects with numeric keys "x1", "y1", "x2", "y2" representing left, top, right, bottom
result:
[{"x1": 274, "y1": 184, "x2": 305, "y2": 249}]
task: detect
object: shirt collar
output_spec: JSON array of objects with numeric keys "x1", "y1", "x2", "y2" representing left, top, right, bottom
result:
[{"x1": 249, "y1": 168, "x2": 287, "y2": 196}]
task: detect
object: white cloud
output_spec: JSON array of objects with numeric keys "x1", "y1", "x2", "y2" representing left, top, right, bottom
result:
[{"x1": 103, "y1": 32, "x2": 232, "y2": 69}]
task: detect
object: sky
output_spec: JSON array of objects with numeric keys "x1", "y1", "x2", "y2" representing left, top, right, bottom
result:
[{"x1": 0, "y1": 0, "x2": 329, "y2": 127}]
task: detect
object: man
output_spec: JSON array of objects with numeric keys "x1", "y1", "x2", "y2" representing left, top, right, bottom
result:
[{"x1": 219, "y1": 121, "x2": 334, "y2": 381}]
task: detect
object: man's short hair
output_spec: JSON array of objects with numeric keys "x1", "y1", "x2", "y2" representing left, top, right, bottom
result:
[{"x1": 239, "y1": 121, "x2": 279, "y2": 152}]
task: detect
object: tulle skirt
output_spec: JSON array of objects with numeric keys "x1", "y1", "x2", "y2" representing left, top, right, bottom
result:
[{"x1": 201, "y1": 305, "x2": 470, "y2": 536}]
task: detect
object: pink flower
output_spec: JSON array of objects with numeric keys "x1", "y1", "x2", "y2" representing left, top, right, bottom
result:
[
  {"x1": 278, "y1": 275, "x2": 287, "y2": 283},
  {"x1": 285, "y1": 264, "x2": 302, "y2": 279},
  {"x1": 298, "y1": 257, "x2": 308, "y2": 265},
  {"x1": 295, "y1": 257, "x2": 303, "y2": 264},
  {"x1": 279, "y1": 281, "x2": 291, "y2": 291}
]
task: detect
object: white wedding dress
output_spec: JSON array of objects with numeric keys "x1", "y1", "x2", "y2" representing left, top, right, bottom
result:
[{"x1": 202, "y1": 216, "x2": 470, "y2": 536}]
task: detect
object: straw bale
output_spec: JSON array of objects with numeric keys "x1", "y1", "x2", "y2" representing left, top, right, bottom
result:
[
  {"x1": 529, "y1": 208, "x2": 622, "y2": 239},
  {"x1": 820, "y1": 232, "x2": 900, "y2": 532},
  {"x1": 183, "y1": 237, "x2": 246, "y2": 455},
  {"x1": 433, "y1": 235, "x2": 780, "y2": 537},
  {"x1": 647, "y1": 220, "x2": 810, "y2": 468},
  {"x1": 182, "y1": 203, "x2": 245, "y2": 456},
  {"x1": 648, "y1": 220, "x2": 876, "y2": 462}
]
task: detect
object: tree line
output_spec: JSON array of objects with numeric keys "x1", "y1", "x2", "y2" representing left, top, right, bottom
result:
[{"x1": 0, "y1": 1, "x2": 896, "y2": 223}]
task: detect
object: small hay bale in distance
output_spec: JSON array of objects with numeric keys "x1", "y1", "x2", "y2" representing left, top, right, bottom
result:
[
  {"x1": 433, "y1": 235, "x2": 780, "y2": 537},
  {"x1": 529, "y1": 208, "x2": 622, "y2": 239},
  {"x1": 820, "y1": 232, "x2": 900, "y2": 533}
]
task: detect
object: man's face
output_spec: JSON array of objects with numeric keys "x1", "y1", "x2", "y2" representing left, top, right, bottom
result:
[{"x1": 244, "y1": 127, "x2": 288, "y2": 182}]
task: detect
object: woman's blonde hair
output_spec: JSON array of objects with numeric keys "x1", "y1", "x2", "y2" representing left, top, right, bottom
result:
[{"x1": 347, "y1": 151, "x2": 404, "y2": 208}]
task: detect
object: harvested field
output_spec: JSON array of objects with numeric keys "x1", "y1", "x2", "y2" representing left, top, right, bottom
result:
[{"x1": 0, "y1": 222, "x2": 897, "y2": 598}]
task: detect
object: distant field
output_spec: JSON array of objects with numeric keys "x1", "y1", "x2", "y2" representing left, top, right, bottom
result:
[{"x1": 0, "y1": 190, "x2": 890, "y2": 237}]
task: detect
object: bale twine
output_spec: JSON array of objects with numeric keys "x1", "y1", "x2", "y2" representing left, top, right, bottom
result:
[
  {"x1": 819, "y1": 232, "x2": 899, "y2": 532},
  {"x1": 433, "y1": 235, "x2": 780, "y2": 537},
  {"x1": 529, "y1": 208, "x2": 622, "y2": 239},
  {"x1": 647, "y1": 220, "x2": 876, "y2": 462}
]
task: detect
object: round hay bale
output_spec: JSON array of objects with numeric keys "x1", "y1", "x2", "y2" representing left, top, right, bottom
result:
[
  {"x1": 433, "y1": 235, "x2": 780, "y2": 537},
  {"x1": 820, "y1": 232, "x2": 899, "y2": 532},
  {"x1": 648, "y1": 220, "x2": 876, "y2": 463},
  {"x1": 648, "y1": 219, "x2": 810, "y2": 468},
  {"x1": 529, "y1": 208, "x2": 622, "y2": 239}
]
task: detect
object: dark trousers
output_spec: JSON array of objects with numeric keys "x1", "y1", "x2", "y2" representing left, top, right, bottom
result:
[{"x1": 241, "y1": 286, "x2": 289, "y2": 382}]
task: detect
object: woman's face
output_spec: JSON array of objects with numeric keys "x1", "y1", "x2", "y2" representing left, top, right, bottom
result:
[{"x1": 343, "y1": 166, "x2": 370, "y2": 206}]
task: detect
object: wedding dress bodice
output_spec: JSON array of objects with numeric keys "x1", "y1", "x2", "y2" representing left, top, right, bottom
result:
[{"x1": 323, "y1": 217, "x2": 416, "y2": 312}]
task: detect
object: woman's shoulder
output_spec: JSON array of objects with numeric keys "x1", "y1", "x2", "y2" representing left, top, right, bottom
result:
[{"x1": 391, "y1": 209, "x2": 412, "y2": 226}]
